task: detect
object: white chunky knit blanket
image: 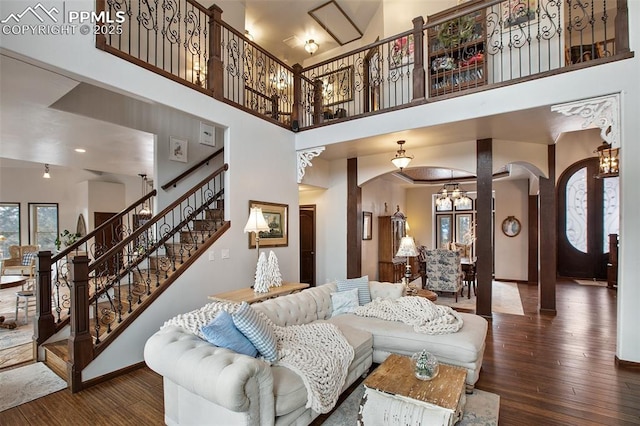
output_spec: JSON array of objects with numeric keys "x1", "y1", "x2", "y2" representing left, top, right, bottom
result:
[
  {"x1": 273, "y1": 322, "x2": 354, "y2": 413},
  {"x1": 162, "y1": 301, "x2": 354, "y2": 414},
  {"x1": 354, "y1": 296, "x2": 464, "y2": 334}
]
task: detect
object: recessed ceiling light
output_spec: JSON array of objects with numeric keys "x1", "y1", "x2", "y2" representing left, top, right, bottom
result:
[{"x1": 75, "y1": 148, "x2": 86, "y2": 153}]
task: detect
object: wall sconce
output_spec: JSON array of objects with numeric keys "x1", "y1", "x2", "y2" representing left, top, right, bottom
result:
[
  {"x1": 43, "y1": 163, "x2": 51, "y2": 179},
  {"x1": 595, "y1": 141, "x2": 619, "y2": 178},
  {"x1": 305, "y1": 39, "x2": 319, "y2": 55},
  {"x1": 245, "y1": 30, "x2": 254, "y2": 42},
  {"x1": 391, "y1": 140, "x2": 413, "y2": 170}
]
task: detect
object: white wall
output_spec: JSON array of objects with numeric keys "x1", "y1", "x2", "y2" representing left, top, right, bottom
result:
[{"x1": 0, "y1": 162, "x2": 140, "y2": 246}]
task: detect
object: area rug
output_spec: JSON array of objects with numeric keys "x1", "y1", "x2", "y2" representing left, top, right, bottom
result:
[
  {"x1": 322, "y1": 384, "x2": 499, "y2": 425},
  {"x1": 0, "y1": 362, "x2": 67, "y2": 412},
  {"x1": 434, "y1": 280, "x2": 525, "y2": 316},
  {"x1": 574, "y1": 279, "x2": 608, "y2": 287}
]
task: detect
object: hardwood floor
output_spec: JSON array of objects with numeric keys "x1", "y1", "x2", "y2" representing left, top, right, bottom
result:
[{"x1": 1, "y1": 279, "x2": 638, "y2": 425}]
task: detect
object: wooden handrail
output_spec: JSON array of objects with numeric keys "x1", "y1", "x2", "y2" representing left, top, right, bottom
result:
[
  {"x1": 93, "y1": 163, "x2": 229, "y2": 272},
  {"x1": 161, "y1": 147, "x2": 224, "y2": 190}
]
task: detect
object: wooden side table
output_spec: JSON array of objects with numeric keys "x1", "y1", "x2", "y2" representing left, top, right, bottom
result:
[
  {"x1": 362, "y1": 354, "x2": 466, "y2": 426},
  {"x1": 209, "y1": 282, "x2": 309, "y2": 304}
]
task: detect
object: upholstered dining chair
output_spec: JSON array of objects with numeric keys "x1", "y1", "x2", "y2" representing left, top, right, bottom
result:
[{"x1": 424, "y1": 248, "x2": 464, "y2": 301}]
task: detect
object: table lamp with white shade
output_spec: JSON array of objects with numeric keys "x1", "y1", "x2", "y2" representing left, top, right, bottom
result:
[
  {"x1": 396, "y1": 236, "x2": 418, "y2": 292},
  {"x1": 244, "y1": 207, "x2": 270, "y2": 258}
]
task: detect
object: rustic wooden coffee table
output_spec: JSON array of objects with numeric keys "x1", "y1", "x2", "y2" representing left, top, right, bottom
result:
[{"x1": 361, "y1": 353, "x2": 466, "y2": 425}]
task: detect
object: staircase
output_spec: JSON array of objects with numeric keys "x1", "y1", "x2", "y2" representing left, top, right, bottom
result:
[{"x1": 34, "y1": 163, "x2": 229, "y2": 392}]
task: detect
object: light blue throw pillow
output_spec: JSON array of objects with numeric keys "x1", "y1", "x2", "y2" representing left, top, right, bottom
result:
[
  {"x1": 232, "y1": 302, "x2": 278, "y2": 362},
  {"x1": 337, "y1": 275, "x2": 371, "y2": 305},
  {"x1": 200, "y1": 311, "x2": 258, "y2": 358},
  {"x1": 330, "y1": 288, "x2": 359, "y2": 317}
]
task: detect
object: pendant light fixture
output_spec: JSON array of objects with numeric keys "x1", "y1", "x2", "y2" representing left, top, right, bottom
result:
[
  {"x1": 43, "y1": 163, "x2": 51, "y2": 179},
  {"x1": 435, "y1": 170, "x2": 472, "y2": 209},
  {"x1": 391, "y1": 140, "x2": 414, "y2": 170},
  {"x1": 138, "y1": 174, "x2": 152, "y2": 217},
  {"x1": 594, "y1": 141, "x2": 619, "y2": 178}
]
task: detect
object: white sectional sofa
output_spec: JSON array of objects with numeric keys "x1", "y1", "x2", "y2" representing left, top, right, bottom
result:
[{"x1": 144, "y1": 281, "x2": 488, "y2": 426}]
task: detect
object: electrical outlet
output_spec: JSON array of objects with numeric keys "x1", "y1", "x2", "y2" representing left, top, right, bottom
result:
[
  {"x1": 221, "y1": 249, "x2": 230, "y2": 259},
  {"x1": 208, "y1": 251, "x2": 215, "y2": 261}
]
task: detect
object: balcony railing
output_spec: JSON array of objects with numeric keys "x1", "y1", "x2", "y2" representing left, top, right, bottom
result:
[{"x1": 96, "y1": 0, "x2": 631, "y2": 131}]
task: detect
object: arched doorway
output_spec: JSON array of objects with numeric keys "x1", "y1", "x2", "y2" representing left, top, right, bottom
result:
[{"x1": 557, "y1": 157, "x2": 619, "y2": 279}]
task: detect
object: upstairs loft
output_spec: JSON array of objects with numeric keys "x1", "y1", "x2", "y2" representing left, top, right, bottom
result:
[{"x1": 95, "y1": 0, "x2": 632, "y2": 132}]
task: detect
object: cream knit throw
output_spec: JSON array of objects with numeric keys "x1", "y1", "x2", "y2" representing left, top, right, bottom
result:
[
  {"x1": 273, "y1": 322, "x2": 354, "y2": 414},
  {"x1": 162, "y1": 301, "x2": 354, "y2": 414},
  {"x1": 354, "y1": 296, "x2": 464, "y2": 334}
]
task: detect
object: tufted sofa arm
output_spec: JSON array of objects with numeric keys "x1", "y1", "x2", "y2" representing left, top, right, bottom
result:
[{"x1": 144, "y1": 325, "x2": 275, "y2": 426}]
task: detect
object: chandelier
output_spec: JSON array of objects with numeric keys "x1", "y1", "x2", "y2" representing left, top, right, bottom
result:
[
  {"x1": 435, "y1": 180, "x2": 472, "y2": 209},
  {"x1": 391, "y1": 140, "x2": 414, "y2": 170},
  {"x1": 305, "y1": 39, "x2": 319, "y2": 55}
]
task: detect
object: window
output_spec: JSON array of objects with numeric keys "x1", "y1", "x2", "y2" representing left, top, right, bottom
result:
[
  {"x1": 0, "y1": 203, "x2": 21, "y2": 257},
  {"x1": 29, "y1": 203, "x2": 58, "y2": 252}
]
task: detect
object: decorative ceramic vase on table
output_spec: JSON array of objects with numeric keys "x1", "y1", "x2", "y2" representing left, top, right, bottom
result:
[{"x1": 411, "y1": 350, "x2": 439, "y2": 380}]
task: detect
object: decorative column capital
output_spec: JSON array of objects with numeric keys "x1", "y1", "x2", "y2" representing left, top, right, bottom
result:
[
  {"x1": 297, "y1": 147, "x2": 325, "y2": 183},
  {"x1": 551, "y1": 93, "x2": 620, "y2": 147}
]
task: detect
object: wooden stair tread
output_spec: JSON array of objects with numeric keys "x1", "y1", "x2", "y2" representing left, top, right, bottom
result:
[{"x1": 43, "y1": 340, "x2": 69, "y2": 361}]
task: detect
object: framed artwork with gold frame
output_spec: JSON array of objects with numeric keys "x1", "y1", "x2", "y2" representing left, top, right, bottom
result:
[{"x1": 248, "y1": 200, "x2": 288, "y2": 248}]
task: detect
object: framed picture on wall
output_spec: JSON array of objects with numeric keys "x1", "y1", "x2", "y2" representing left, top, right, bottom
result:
[
  {"x1": 248, "y1": 200, "x2": 288, "y2": 248},
  {"x1": 362, "y1": 211, "x2": 372, "y2": 240},
  {"x1": 169, "y1": 137, "x2": 188, "y2": 162}
]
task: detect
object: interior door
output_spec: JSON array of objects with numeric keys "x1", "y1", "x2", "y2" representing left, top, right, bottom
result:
[
  {"x1": 94, "y1": 212, "x2": 122, "y2": 276},
  {"x1": 299, "y1": 205, "x2": 316, "y2": 286},
  {"x1": 557, "y1": 158, "x2": 618, "y2": 279}
]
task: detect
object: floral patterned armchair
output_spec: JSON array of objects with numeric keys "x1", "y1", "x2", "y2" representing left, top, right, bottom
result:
[{"x1": 424, "y1": 248, "x2": 463, "y2": 301}]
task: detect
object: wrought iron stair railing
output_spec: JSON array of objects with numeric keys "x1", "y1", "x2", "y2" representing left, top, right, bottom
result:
[{"x1": 35, "y1": 164, "x2": 229, "y2": 391}]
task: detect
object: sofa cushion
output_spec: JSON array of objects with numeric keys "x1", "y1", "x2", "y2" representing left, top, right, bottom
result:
[
  {"x1": 272, "y1": 366, "x2": 308, "y2": 416},
  {"x1": 330, "y1": 288, "x2": 359, "y2": 317},
  {"x1": 327, "y1": 312, "x2": 487, "y2": 365},
  {"x1": 200, "y1": 311, "x2": 258, "y2": 358},
  {"x1": 369, "y1": 281, "x2": 405, "y2": 300},
  {"x1": 337, "y1": 275, "x2": 371, "y2": 305},
  {"x1": 22, "y1": 251, "x2": 37, "y2": 266},
  {"x1": 232, "y1": 302, "x2": 278, "y2": 362}
]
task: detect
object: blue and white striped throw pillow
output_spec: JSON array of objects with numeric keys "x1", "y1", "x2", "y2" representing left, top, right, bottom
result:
[
  {"x1": 337, "y1": 275, "x2": 371, "y2": 305},
  {"x1": 232, "y1": 302, "x2": 277, "y2": 362}
]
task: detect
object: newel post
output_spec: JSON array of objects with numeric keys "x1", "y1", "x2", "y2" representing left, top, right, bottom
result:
[
  {"x1": 412, "y1": 16, "x2": 426, "y2": 101},
  {"x1": 94, "y1": 0, "x2": 107, "y2": 50},
  {"x1": 271, "y1": 93, "x2": 280, "y2": 120},
  {"x1": 35, "y1": 251, "x2": 55, "y2": 347},
  {"x1": 615, "y1": 0, "x2": 629, "y2": 54},
  {"x1": 292, "y1": 63, "x2": 303, "y2": 129},
  {"x1": 313, "y1": 79, "x2": 324, "y2": 125},
  {"x1": 68, "y1": 255, "x2": 93, "y2": 393},
  {"x1": 208, "y1": 5, "x2": 224, "y2": 100}
]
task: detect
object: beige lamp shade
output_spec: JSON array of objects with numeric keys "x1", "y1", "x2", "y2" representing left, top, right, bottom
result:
[
  {"x1": 244, "y1": 207, "x2": 270, "y2": 233},
  {"x1": 396, "y1": 236, "x2": 418, "y2": 257}
]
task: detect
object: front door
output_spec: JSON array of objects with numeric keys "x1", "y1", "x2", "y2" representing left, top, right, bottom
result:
[
  {"x1": 557, "y1": 158, "x2": 619, "y2": 279},
  {"x1": 299, "y1": 205, "x2": 316, "y2": 286}
]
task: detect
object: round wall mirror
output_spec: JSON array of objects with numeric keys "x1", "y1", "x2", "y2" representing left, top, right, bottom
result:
[{"x1": 501, "y1": 216, "x2": 521, "y2": 237}]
